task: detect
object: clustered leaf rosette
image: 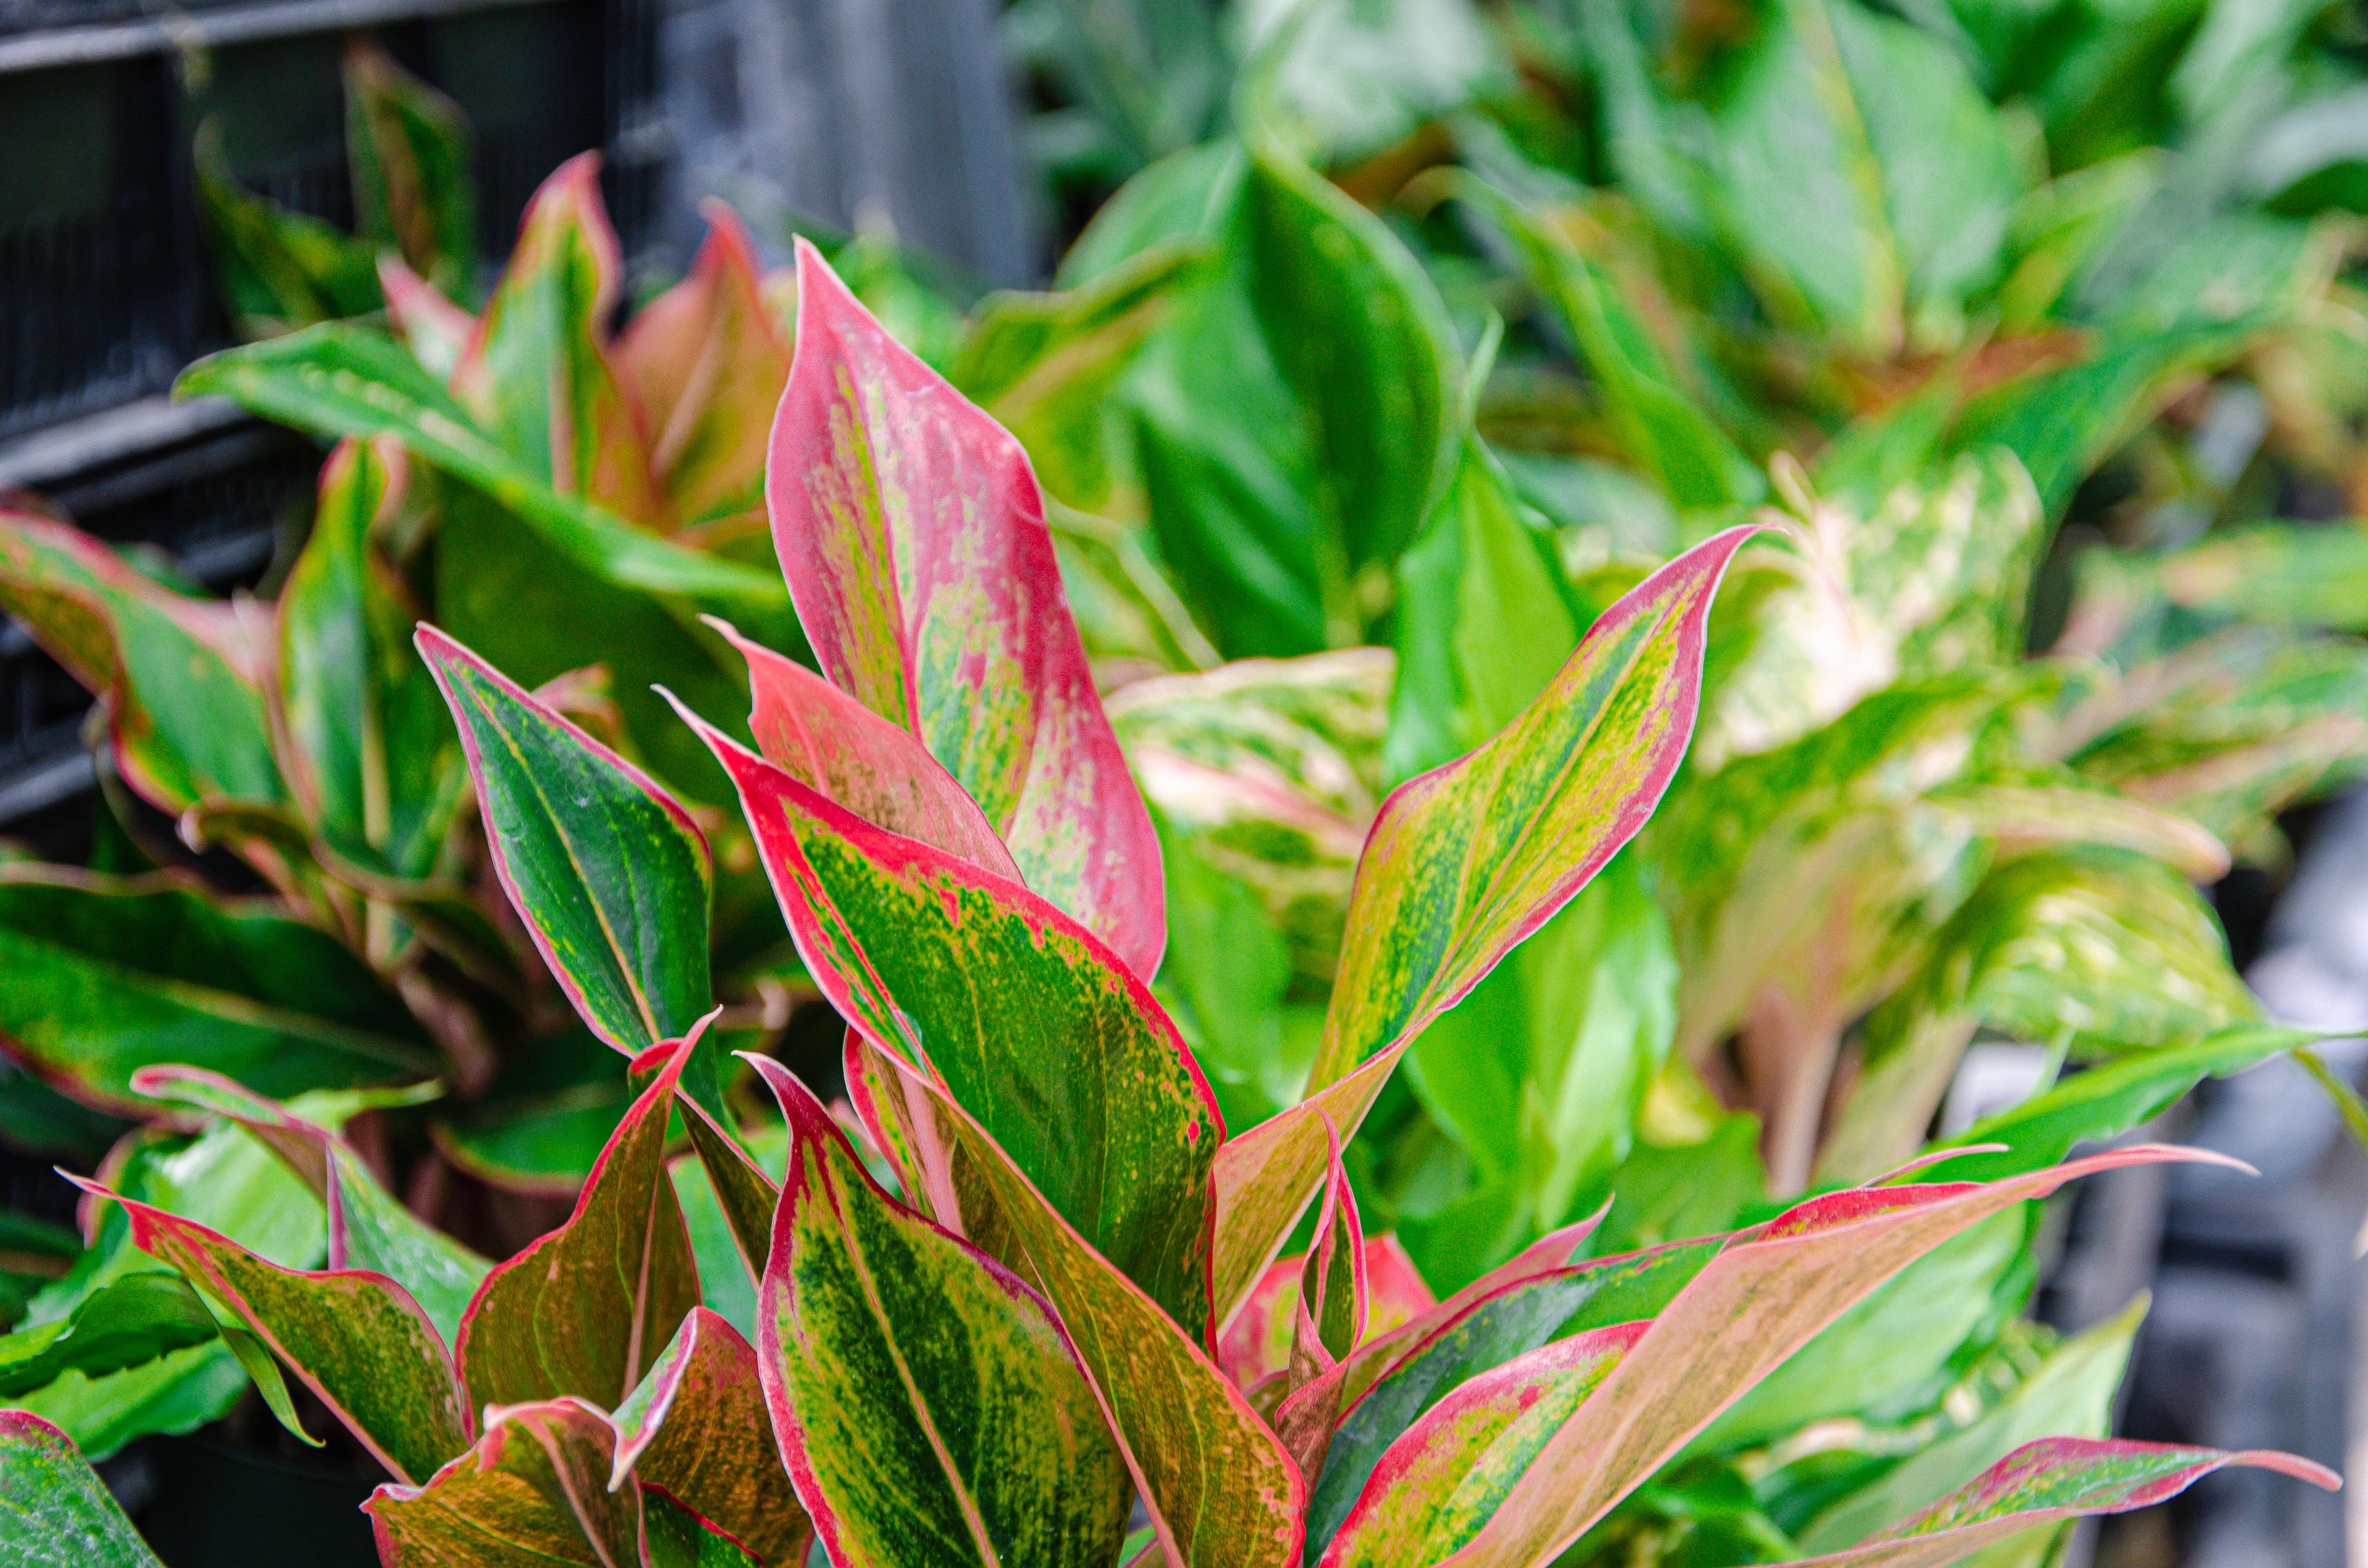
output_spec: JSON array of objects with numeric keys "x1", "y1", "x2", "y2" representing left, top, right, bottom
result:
[{"x1": 7, "y1": 245, "x2": 2339, "y2": 1568}]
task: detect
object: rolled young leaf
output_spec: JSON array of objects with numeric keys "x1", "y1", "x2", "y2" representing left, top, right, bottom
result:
[
  {"x1": 1786, "y1": 1437, "x2": 2339, "y2": 1567},
  {"x1": 768, "y1": 238, "x2": 1164, "y2": 977},
  {"x1": 0, "y1": 1411, "x2": 165, "y2": 1568},
  {"x1": 419, "y1": 625, "x2": 717, "y2": 1082},
  {"x1": 367, "y1": 1397, "x2": 644, "y2": 1567},
  {"x1": 1208, "y1": 526, "x2": 1753, "y2": 1324},
  {"x1": 684, "y1": 709, "x2": 1220, "y2": 1335},
  {"x1": 748, "y1": 1054, "x2": 1131, "y2": 1568},
  {"x1": 68, "y1": 1176, "x2": 468, "y2": 1485},
  {"x1": 455, "y1": 1025, "x2": 709, "y2": 1413}
]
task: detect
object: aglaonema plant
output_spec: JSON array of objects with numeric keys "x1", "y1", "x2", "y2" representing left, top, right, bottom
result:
[{"x1": 6, "y1": 240, "x2": 2339, "y2": 1568}]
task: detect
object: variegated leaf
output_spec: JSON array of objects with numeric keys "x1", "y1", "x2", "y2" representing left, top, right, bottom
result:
[
  {"x1": 0, "y1": 1411, "x2": 165, "y2": 1568},
  {"x1": 366, "y1": 1397, "x2": 642, "y2": 1566},
  {"x1": 611, "y1": 1306, "x2": 810, "y2": 1566},
  {"x1": 1208, "y1": 527, "x2": 1750, "y2": 1324},
  {"x1": 455, "y1": 1029, "x2": 707, "y2": 1413},
  {"x1": 750, "y1": 1055, "x2": 1130, "y2": 1568},
  {"x1": 768, "y1": 239, "x2": 1163, "y2": 976},
  {"x1": 687, "y1": 712, "x2": 1219, "y2": 1335}
]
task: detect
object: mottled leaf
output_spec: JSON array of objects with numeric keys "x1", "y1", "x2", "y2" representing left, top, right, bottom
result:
[
  {"x1": 751, "y1": 1055, "x2": 1129, "y2": 1568},
  {"x1": 366, "y1": 1397, "x2": 641, "y2": 1567},
  {"x1": 0, "y1": 1411, "x2": 164, "y2": 1568},
  {"x1": 455, "y1": 1027, "x2": 706, "y2": 1413},
  {"x1": 611, "y1": 1306, "x2": 809, "y2": 1566},
  {"x1": 768, "y1": 239, "x2": 1163, "y2": 976},
  {"x1": 688, "y1": 714, "x2": 1219, "y2": 1334}
]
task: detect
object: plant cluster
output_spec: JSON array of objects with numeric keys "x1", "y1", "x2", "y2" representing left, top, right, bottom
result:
[{"x1": 0, "y1": 251, "x2": 2340, "y2": 1568}]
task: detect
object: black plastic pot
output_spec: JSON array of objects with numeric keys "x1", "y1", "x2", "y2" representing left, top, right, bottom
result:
[{"x1": 137, "y1": 1432, "x2": 381, "y2": 1568}]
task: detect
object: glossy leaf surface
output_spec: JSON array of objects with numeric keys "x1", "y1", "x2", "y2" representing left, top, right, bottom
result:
[
  {"x1": 752, "y1": 1057, "x2": 1129, "y2": 1568},
  {"x1": 612, "y1": 1306, "x2": 809, "y2": 1567},
  {"x1": 367, "y1": 1397, "x2": 641, "y2": 1567},
  {"x1": 0, "y1": 1411, "x2": 164, "y2": 1568},
  {"x1": 768, "y1": 240, "x2": 1163, "y2": 976}
]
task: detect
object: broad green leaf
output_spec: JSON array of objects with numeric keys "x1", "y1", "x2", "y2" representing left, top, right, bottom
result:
[
  {"x1": 1318, "y1": 1322, "x2": 1648, "y2": 1568},
  {"x1": 0, "y1": 1273, "x2": 220, "y2": 1399},
  {"x1": 1241, "y1": 121, "x2": 1462, "y2": 578},
  {"x1": 451, "y1": 153, "x2": 666, "y2": 527},
  {"x1": 277, "y1": 437, "x2": 464, "y2": 880},
  {"x1": 751, "y1": 1056, "x2": 1130, "y2": 1568},
  {"x1": 770, "y1": 240, "x2": 1165, "y2": 977},
  {"x1": 0, "y1": 869, "x2": 433, "y2": 1111},
  {"x1": 128, "y1": 1066, "x2": 488, "y2": 1345},
  {"x1": 1209, "y1": 527, "x2": 1749, "y2": 1324},
  {"x1": 848, "y1": 1035, "x2": 1302, "y2": 1568},
  {"x1": 1430, "y1": 1146, "x2": 2241, "y2": 1568},
  {"x1": 365, "y1": 1397, "x2": 642, "y2": 1567},
  {"x1": 1235, "y1": 0, "x2": 1508, "y2": 165},
  {"x1": 456, "y1": 1030, "x2": 706, "y2": 1413},
  {"x1": 612, "y1": 1306, "x2": 810, "y2": 1567},
  {"x1": 432, "y1": 1028, "x2": 636, "y2": 1195},
  {"x1": 5, "y1": 1346, "x2": 247, "y2": 1468},
  {"x1": 344, "y1": 42, "x2": 477, "y2": 294},
  {"x1": 1797, "y1": 1295, "x2": 2146, "y2": 1552},
  {"x1": 1784, "y1": 1438, "x2": 2336, "y2": 1567},
  {"x1": 691, "y1": 715, "x2": 1220, "y2": 1335},
  {"x1": 2159, "y1": 522, "x2": 2368, "y2": 632},
  {"x1": 173, "y1": 324, "x2": 796, "y2": 632},
  {"x1": 419, "y1": 626, "x2": 716, "y2": 1069},
  {"x1": 0, "y1": 1411, "x2": 164, "y2": 1568},
  {"x1": 644, "y1": 1488, "x2": 767, "y2": 1568},
  {"x1": 0, "y1": 509, "x2": 283, "y2": 812},
  {"x1": 74, "y1": 1178, "x2": 467, "y2": 1484},
  {"x1": 715, "y1": 618, "x2": 1019, "y2": 877},
  {"x1": 616, "y1": 207, "x2": 793, "y2": 528},
  {"x1": 950, "y1": 243, "x2": 1203, "y2": 513},
  {"x1": 1044, "y1": 501, "x2": 1223, "y2": 674},
  {"x1": 379, "y1": 256, "x2": 474, "y2": 381}
]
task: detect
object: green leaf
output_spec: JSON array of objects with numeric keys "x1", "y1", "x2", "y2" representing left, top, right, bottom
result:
[
  {"x1": 1235, "y1": 0, "x2": 1509, "y2": 165},
  {"x1": 690, "y1": 714, "x2": 1221, "y2": 1337},
  {"x1": 419, "y1": 626, "x2": 716, "y2": 1068},
  {"x1": 2159, "y1": 523, "x2": 2368, "y2": 632},
  {"x1": 770, "y1": 241, "x2": 1165, "y2": 976},
  {"x1": 455, "y1": 1029, "x2": 706, "y2": 1413},
  {"x1": 0, "y1": 1411, "x2": 164, "y2": 1568},
  {"x1": 845, "y1": 1036, "x2": 1302, "y2": 1568},
  {"x1": 751, "y1": 1056, "x2": 1130, "y2": 1568},
  {"x1": 193, "y1": 124, "x2": 381, "y2": 337},
  {"x1": 343, "y1": 42, "x2": 477, "y2": 294},
  {"x1": 0, "y1": 1273, "x2": 221, "y2": 1399},
  {"x1": 173, "y1": 324, "x2": 796, "y2": 632},
  {"x1": 1241, "y1": 119, "x2": 1463, "y2": 579},
  {"x1": 432, "y1": 1029, "x2": 637, "y2": 1196},
  {"x1": 277, "y1": 438, "x2": 464, "y2": 879},
  {"x1": 74, "y1": 1177, "x2": 467, "y2": 1484},
  {"x1": 1798, "y1": 1295, "x2": 2146, "y2": 1552},
  {"x1": 1209, "y1": 527, "x2": 1749, "y2": 1326},
  {"x1": 0, "y1": 869, "x2": 434, "y2": 1111},
  {"x1": 612, "y1": 1306, "x2": 811, "y2": 1566}
]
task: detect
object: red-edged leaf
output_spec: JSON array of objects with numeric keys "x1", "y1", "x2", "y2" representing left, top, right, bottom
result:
[
  {"x1": 1208, "y1": 529, "x2": 1752, "y2": 1325},
  {"x1": 1436, "y1": 1147, "x2": 2252, "y2": 1568},
  {"x1": 451, "y1": 153, "x2": 667, "y2": 527},
  {"x1": 1271, "y1": 1123, "x2": 1367, "y2": 1477},
  {"x1": 707, "y1": 616, "x2": 1019, "y2": 876},
  {"x1": 0, "y1": 1411, "x2": 164, "y2": 1568},
  {"x1": 850, "y1": 1035, "x2": 1302, "y2": 1568},
  {"x1": 71, "y1": 1176, "x2": 467, "y2": 1485},
  {"x1": 686, "y1": 712, "x2": 1220, "y2": 1335},
  {"x1": 1790, "y1": 1437, "x2": 2340, "y2": 1567},
  {"x1": 378, "y1": 256, "x2": 473, "y2": 383},
  {"x1": 767, "y1": 239, "x2": 1163, "y2": 976},
  {"x1": 1317, "y1": 1323, "x2": 1651, "y2": 1568},
  {"x1": 611, "y1": 1306, "x2": 811, "y2": 1566},
  {"x1": 130, "y1": 1066, "x2": 488, "y2": 1343},
  {"x1": 750, "y1": 1055, "x2": 1131, "y2": 1568},
  {"x1": 455, "y1": 1023, "x2": 709, "y2": 1412},
  {"x1": 367, "y1": 1397, "x2": 642, "y2": 1567},
  {"x1": 618, "y1": 204, "x2": 793, "y2": 528},
  {"x1": 1219, "y1": 1259, "x2": 1301, "y2": 1390},
  {"x1": 419, "y1": 625, "x2": 716, "y2": 1071}
]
